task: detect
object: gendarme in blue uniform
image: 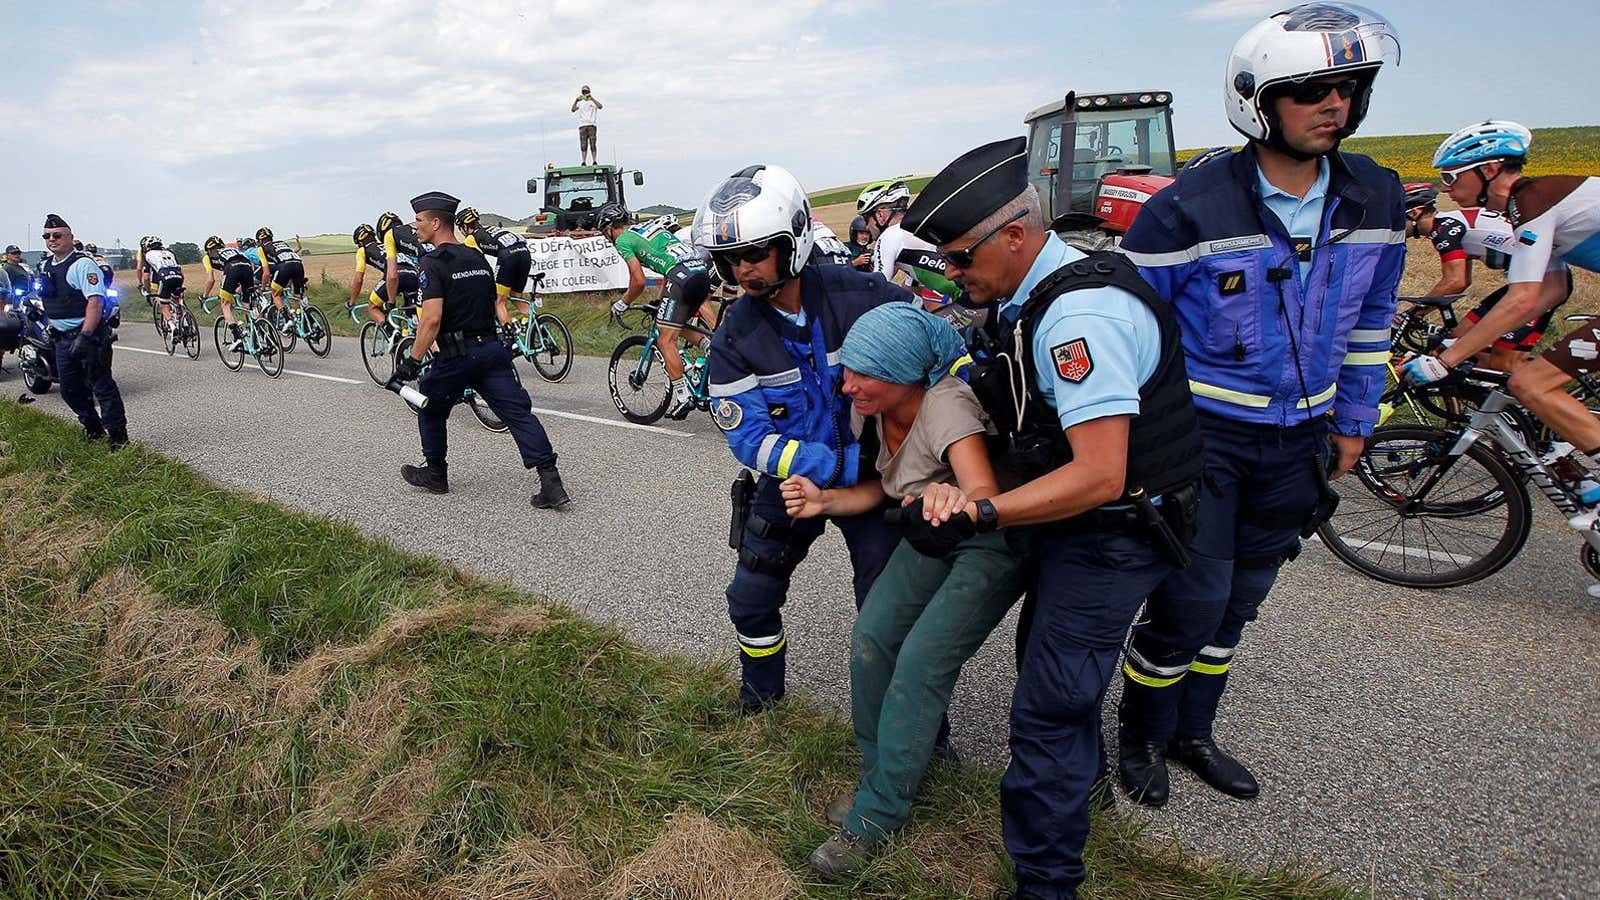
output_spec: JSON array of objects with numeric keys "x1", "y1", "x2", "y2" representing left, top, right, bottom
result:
[
  {"x1": 709, "y1": 262, "x2": 908, "y2": 708},
  {"x1": 37, "y1": 223, "x2": 127, "y2": 441}
]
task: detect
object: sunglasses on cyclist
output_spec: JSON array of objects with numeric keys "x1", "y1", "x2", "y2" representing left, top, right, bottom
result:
[
  {"x1": 1285, "y1": 77, "x2": 1359, "y2": 105},
  {"x1": 944, "y1": 209, "x2": 1027, "y2": 269},
  {"x1": 1438, "y1": 165, "x2": 1481, "y2": 187},
  {"x1": 714, "y1": 242, "x2": 774, "y2": 266}
]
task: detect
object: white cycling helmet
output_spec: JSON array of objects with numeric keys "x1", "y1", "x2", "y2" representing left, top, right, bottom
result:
[
  {"x1": 1225, "y1": 3, "x2": 1400, "y2": 145},
  {"x1": 1432, "y1": 120, "x2": 1533, "y2": 169},
  {"x1": 691, "y1": 164, "x2": 814, "y2": 283}
]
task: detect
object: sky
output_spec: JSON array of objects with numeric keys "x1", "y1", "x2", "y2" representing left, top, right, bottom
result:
[{"x1": 5, "y1": 0, "x2": 1596, "y2": 252}]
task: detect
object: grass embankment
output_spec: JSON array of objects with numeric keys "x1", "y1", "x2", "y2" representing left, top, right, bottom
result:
[{"x1": 0, "y1": 403, "x2": 1354, "y2": 899}]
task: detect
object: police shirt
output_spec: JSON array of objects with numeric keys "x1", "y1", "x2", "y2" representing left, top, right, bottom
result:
[
  {"x1": 45, "y1": 253, "x2": 107, "y2": 332},
  {"x1": 418, "y1": 243, "x2": 497, "y2": 334},
  {"x1": 1257, "y1": 157, "x2": 1330, "y2": 284},
  {"x1": 1000, "y1": 232, "x2": 1158, "y2": 430}
]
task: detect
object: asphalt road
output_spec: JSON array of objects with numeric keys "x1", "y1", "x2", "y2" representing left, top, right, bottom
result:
[{"x1": 8, "y1": 321, "x2": 1599, "y2": 899}]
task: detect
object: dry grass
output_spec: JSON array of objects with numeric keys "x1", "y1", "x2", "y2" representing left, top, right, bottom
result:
[
  {"x1": 432, "y1": 836, "x2": 594, "y2": 900},
  {"x1": 598, "y1": 811, "x2": 799, "y2": 900}
]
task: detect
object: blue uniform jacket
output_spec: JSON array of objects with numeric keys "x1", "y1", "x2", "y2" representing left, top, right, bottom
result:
[
  {"x1": 709, "y1": 264, "x2": 909, "y2": 486},
  {"x1": 1121, "y1": 145, "x2": 1405, "y2": 437}
]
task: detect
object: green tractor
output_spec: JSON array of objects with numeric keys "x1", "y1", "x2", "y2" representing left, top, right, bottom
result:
[{"x1": 526, "y1": 163, "x2": 645, "y2": 233}]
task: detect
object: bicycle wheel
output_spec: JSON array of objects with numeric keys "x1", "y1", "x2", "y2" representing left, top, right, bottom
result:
[
  {"x1": 303, "y1": 305, "x2": 333, "y2": 358},
  {"x1": 1318, "y1": 424, "x2": 1532, "y2": 588},
  {"x1": 360, "y1": 321, "x2": 393, "y2": 385},
  {"x1": 163, "y1": 308, "x2": 180, "y2": 356},
  {"x1": 528, "y1": 313, "x2": 574, "y2": 382},
  {"x1": 607, "y1": 334, "x2": 670, "y2": 425},
  {"x1": 252, "y1": 319, "x2": 285, "y2": 378},
  {"x1": 151, "y1": 298, "x2": 167, "y2": 338},
  {"x1": 181, "y1": 307, "x2": 202, "y2": 360},
  {"x1": 467, "y1": 374, "x2": 517, "y2": 434},
  {"x1": 271, "y1": 306, "x2": 299, "y2": 354},
  {"x1": 214, "y1": 317, "x2": 244, "y2": 371}
]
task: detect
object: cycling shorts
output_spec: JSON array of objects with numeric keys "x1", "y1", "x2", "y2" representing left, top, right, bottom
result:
[
  {"x1": 155, "y1": 268, "x2": 185, "y2": 300},
  {"x1": 270, "y1": 259, "x2": 307, "y2": 292},
  {"x1": 1467, "y1": 270, "x2": 1574, "y2": 352},
  {"x1": 654, "y1": 263, "x2": 712, "y2": 330},
  {"x1": 1543, "y1": 323, "x2": 1600, "y2": 379},
  {"x1": 494, "y1": 248, "x2": 532, "y2": 294},
  {"x1": 370, "y1": 271, "x2": 419, "y2": 307},
  {"x1": 220, "y1": 262, "x2": 255, "y2": 298}
]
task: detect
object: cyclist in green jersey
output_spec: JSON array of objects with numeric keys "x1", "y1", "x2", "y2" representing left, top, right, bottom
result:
[{"x1": 599, "y1": 204, "x2": 716, "y2": 418}]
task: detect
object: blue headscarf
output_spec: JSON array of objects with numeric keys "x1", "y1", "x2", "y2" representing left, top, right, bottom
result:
[{"x1": 840, "y1": 303, "x2": 968, "y2": 388}]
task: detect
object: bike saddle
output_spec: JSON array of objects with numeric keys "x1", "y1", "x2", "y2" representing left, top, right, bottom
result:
[{"x1": 1400, "y1": 294, "x2": 1463, "y2": 309}]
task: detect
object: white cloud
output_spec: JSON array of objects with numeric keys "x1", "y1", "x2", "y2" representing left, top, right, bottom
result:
[{"x1": 1185, "y1": 0, "x2": 1279, "y2": 20}]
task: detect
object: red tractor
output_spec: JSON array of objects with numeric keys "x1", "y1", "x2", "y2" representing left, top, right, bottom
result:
[{"x1": 1024, "y1": 90, "x2": 1178, "y2": 249}]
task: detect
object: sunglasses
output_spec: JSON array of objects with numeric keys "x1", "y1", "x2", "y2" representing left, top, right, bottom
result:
[
  {"x1": 714, "y1": 243, "x2": 774, "y2": 266},
  {"x1": 1439, "y1": 165, "x2": 1482, "y2": 187},
  {"x1": 42, "y1": 231, "x2": 68, "y2": 240},
  {"x1": 1285, "y1": 77, "x2": 1359, "y2": 105},
  {"x1": 944, "y1": 209, "x2": 1027, "y2": 268}
]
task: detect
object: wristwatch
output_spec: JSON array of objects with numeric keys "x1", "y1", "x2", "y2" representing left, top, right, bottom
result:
[{"x1": 973, "y1": 498, "x2": 1000, "y2": 533}]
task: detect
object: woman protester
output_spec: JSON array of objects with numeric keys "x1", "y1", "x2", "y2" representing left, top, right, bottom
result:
[{"x1": 780, "y1": 302, "x2": 1026, "y2": 880}]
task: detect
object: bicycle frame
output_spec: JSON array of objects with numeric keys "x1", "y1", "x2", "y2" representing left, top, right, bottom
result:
[
  {"x1": 632, "y1": 324, "x2": 710, "y2": 400},
  {"x1": 1436, "y1": 389, "x2": 1583, "y2": 517}
]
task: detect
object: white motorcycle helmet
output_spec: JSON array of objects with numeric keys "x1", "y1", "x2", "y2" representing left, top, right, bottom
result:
[
  {"x1": 1225, "y1": 3, "x2": 1400, "y2": 148},
  {"x1": 691, "y1": 164, "x2": 814, "y2": 287}
]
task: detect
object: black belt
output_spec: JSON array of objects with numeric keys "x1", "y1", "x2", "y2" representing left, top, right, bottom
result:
[{"x1": 435, "y1": 330, "x2": 499, "y2": 358}]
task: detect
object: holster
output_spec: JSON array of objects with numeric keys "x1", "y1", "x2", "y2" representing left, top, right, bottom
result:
[
  {"x1": 1131, "y1": 486, "x2": 1194, "y2": 569},
  {"x1": 729, "y1": 470, "x2": 755, "y2": 550},
  {"x1": 435, "y1": 331, "x2": 471, "y2": 359}
]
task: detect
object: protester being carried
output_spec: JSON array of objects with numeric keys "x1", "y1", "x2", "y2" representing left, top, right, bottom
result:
[{"x1": 778, "y1": 302, "x2": 1025, "y2": 881}]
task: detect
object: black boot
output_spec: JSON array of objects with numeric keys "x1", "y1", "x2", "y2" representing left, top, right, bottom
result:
[
  {"x1": 1169, "y1": 736, "x2": 1258, "y2": 799},
  {"x1": 531, "y1": 464, "x2": 570, "y2": 509},
  {"x1": 107, "y1": 428, "x2": 129, "y2": 451},
  {"x1": 401, "y1": 462, "x2": 449, "y2": 494},
  {"x1": 1117, "y1": 728, "x2": 1171, "y2": 808}
]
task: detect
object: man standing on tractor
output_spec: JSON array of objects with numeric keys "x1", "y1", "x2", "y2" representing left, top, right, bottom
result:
[
  {"x1": 572, "y1": 85, "x2": 603, "y2": 166},
  {"x1": 599, "y1": 203, "x2": 716, "y2": 420},
  {"x1": 1117, "y1": 2, "x2": 1405, "y2": 809}
]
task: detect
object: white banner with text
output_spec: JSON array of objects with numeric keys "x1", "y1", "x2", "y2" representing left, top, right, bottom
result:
[{"x1": 517, "y1": 234, "x2": 629, "y2": 293}]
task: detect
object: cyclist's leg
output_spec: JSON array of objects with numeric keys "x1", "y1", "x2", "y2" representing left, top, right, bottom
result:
[
  {"x1": 1515, "y1": 329, "x2": 1600, "y2": 454},
  {"x1": 369, "y1": 282, "x2": 391, "y2": 327}
]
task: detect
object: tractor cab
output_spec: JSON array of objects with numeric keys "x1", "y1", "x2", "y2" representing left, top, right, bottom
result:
[
  {"x1": 526, "y1": 163, "x2": 645, "y2": 232},
  {"x1": 1024, "y1": 91, "x2": 1176, "y2": 236}
]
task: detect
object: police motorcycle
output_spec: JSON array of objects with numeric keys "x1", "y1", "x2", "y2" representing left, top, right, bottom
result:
[
  {"x1": 13, "y1": 272, "x2": 121, "y2": 395},
  {"x1": 0, "y1": 270, "x2": 22, "y2": 369}
]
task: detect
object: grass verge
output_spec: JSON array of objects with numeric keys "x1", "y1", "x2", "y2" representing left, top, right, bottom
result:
[{"x1": 0, "y1": 402, "x2": 1357, "y2": 898}]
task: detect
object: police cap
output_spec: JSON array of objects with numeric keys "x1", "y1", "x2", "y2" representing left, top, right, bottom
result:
[
  {"x1": 43, "y1": 213, "x2": 69, "y2": 230},
  {"x1": 902, "y1": 136, "x2": 1028, "y2": 246},
  {"x1": 410, "y1": 191, "x2": 461, "y2": 217}
]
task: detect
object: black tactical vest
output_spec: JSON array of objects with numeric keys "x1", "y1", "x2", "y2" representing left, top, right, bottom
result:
[
  {"x1": 40, "y1": 251, "x2": 91, "y2": 321},
  {"x1": 968, "y1": 250, "x2": 1203, "y2": 501}
]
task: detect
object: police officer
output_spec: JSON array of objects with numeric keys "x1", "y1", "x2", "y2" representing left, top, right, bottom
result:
[
  {"x1": 691, "y1": 164, "x2": 906, "y2": 714},
  {"x1": 1116, "y1": 2, "x2": 1404, "y2": 807},
  {"x1": 35, "y1": 214, "x2": 129, "y2": 449},
  {"x1": 386, "y1": 192, "x2": 570, "y2": 509},
  {"x1": 2, "y1": 245, "x2": 29, "y2": 307},
  {"x1": 901, "y1": 138, "x2": 1203, "y2": 900}
]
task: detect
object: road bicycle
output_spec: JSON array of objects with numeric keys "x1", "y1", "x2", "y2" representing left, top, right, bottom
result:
[
  {"x1": 263, "y1": 287, "x2": 332, "y2": 358},
  {"x1": 203, "y1": 291, "x2": 285, "y2": 378},
  {"x1": 1318, "y1": 365, "x2": 1600, "y2": 589},
  {"x1": 503, "y1": 274, "x2": 573, "y2": 382},
  {"x1": 360, "y1": 302, "x2": 417, "y2": 386},
  {"x1": 607, "y1": 320, "x2": 711, "y2": 425},
  {"x1": 144, "y1": 287, "x2": 202, "y2": 360},
  {"x1": 389, "y1": 333, "x2": 514, "y2": 434}
]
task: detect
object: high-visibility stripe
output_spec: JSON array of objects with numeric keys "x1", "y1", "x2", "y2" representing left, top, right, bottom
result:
[
  {"x1": 1123, "y1": 662, "x2": 1185, "y2": 688},
  {"x1": 755, "y1": 434, "x2": 781, "y2": 472},
  {"x1": 1297, "y1": 382, "x2": 1338, "y2": 408},
  {"x1": 737, "y1": 630, "x2": 783, "y2": 648},
  {"x1": 1189, "y1": 380, "x2": 1272, "y2": 408},
  {"x1": 1348, "y1": 328, "x2": 1390, "y2": 343},
  {"x1": 738, "y1": 634, "x2": 786, "y2": 659},
  {"x1": 775, "y1": 440, "x2": 801, "y2": 478},
  {"x1": 1345, "y1": 227, "x2": 1407, "y2": 246},
  {"x1": 1126, "y1": 646, "x2": 1190, "y2": 678},
  {"x1": 1189, "y1": 660, "x2": 1232, "y2": 676},
  {"x1": 1198, "y1": 645, "x2": 1235, "y2": 659},
  {"x1": 711, "y1": 375, "x2": 759, "y2": 397},
  {"x1": 1343, "y1": 350, "x2": 1390, "y2": 366},
  {"x1": 949, "y1": 353, "x2": 973, "y2": 376}
]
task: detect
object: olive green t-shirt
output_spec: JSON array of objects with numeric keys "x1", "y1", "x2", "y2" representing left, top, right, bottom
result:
[{"x1": 875, "y1": 376, "x2": 991, "y2": 500}]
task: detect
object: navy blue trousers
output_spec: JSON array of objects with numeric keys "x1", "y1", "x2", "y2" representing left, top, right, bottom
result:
[
  {"x1": 416, "y1": 338, "x2": 556, "y2": 469},
  {"x1": 1120, "y1": 413, "x2": 1325, "y2": 743},
  {"x1": 53, "y1": 327, "x2": 126, "y2": 434},
  {"x1": 1003, "y1": 529, "x2": 1171, "y2": 898},
  {"x1": 725, "y1": 474, "x2": 898, "y2": 707}
]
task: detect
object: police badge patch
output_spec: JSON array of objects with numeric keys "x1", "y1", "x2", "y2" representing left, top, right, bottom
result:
[
  {"x1": 87, "y1": 272, "x2": 99, "y2": 286},
  {"x1": 1051, "y1": 338, "x2": 1093, "y2": 383},
  {"x1": 712, "y1": 398, "x2": 744, "y2": 431}
]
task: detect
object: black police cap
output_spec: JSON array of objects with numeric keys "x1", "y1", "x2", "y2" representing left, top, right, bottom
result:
[
  {"x1": 410, "y1": 191, "x2": 460, "y2": 217},
  {"x1": 43, "y1": 213, "x2": 69, "y2": 230},
  {"x1": 902, "y1": 136, "x2": 1028, "y2": 246}
]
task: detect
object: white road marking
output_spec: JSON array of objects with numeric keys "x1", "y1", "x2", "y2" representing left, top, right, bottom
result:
[{"x1": 118, "y1": 344, "x2": 693, "y2": 437}]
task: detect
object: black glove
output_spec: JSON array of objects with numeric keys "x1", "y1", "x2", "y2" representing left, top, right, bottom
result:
[
  {"x1": 70, "y1": 330, "x2": 101, "y2": 362},
  {"x1": 499, "y1": 321, "x2": 519, "y2": 352},
  {"x1": 897, "y1": 498, "x2": 976, "y2": 559},
  {"x1": 391, "y1": 353, "x2": 423, "y2": 384}
]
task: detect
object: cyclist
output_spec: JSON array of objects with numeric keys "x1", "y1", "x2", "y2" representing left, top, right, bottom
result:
[
  {"x1": 455, "y1": 206, "x2": 532, "y2": 332},
  {"x1": 377, "y1": 210, "x2": 425, "y2": 319},
  {"x1": 1405, "y1": 122, "x2": 1600, "y2": 516},
  {"x1": 810, "y1": 217, "x2": 854, "y2": 266},
  {"x1": 858, "y1": 179, "x2": 962, "y2": 317},
  {"x1": 599, "y1": 203, "x2": 715, "y2": 419},
  {"x1": 83, "y1": 242, "x2": 114, "y2": 287},
  {"x1": 253, "y1": 227, "x2": 305, "y2": 321},
  {"x1": 136, "y1": 236, "x2": 185, "y2": 334},
  {"x1": 200, "y1": 235, "x2": 258, "y2": 351},
  {"x1": 349, "y1": 222, "x2": 417, "y2": 328},
  {"x1": 1403, "y1": 179, "x2": 1571, "y2": 372}
]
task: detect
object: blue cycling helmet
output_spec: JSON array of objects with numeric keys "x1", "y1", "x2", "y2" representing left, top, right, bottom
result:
[{"x1": 1432, "y1": 120, "x2": 1532, "y2": 169}]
